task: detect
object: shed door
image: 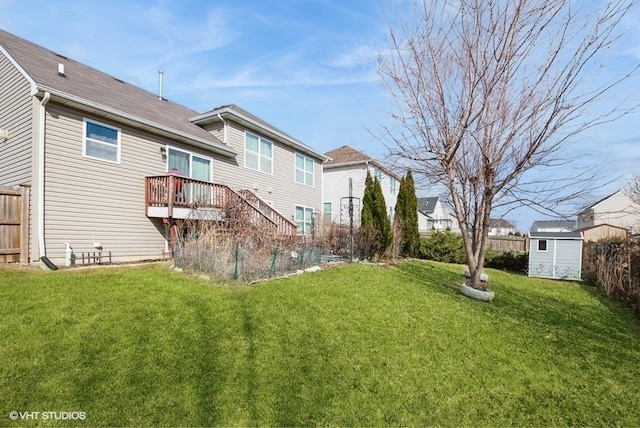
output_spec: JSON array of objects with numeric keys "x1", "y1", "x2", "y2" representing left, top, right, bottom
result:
[{"x1": 555, "y1": 240, "x2": 581, "y2": 280}]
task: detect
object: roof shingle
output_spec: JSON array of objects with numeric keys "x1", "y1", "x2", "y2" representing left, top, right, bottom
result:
[
  {"x1": 324, "y1": 146, "x2": 373, "y2": 166},
  {"x1": 0, "y1": 29, "x2": 228, "y2": 152}
]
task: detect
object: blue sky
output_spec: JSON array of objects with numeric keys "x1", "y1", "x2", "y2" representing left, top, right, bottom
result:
[{"x1": 1, "y1": 0, "x2": 640, "y2": 231}]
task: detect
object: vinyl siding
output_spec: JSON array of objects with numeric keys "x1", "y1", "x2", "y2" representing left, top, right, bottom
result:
[
  {"x1": 206, "y1": 122, "x2": 322, "y2": 224},
  {"x1": 323, "y1": 164, "x2": 399, "y2": 226},
  {"x1": 581, "y1": 224, "x2": 627, "y2": 242},
  {"x1": 528, "y1": 238, "x2": 582, "y2": 280},
  {"x1": 554, "y1": 240, "x2": 582, "y2": 280},
  {"x1": 42, "y1": 103, "x2": 190, "y2": 263},
  {"x1": 592, "y1": 191, "x2": 640, "y2": 234},
  {"x1": 0, "y1": 51, "x2": 33, "y2": 186},
  {"x1": 528, "y1": 238, "x2": 555, "y2": 278},
  {"x1": 0, "y1": 51, "x2": 34, "y2": 262},
  {"x1": 323, "y1": 165, "x2": 367, "y2": 225}
]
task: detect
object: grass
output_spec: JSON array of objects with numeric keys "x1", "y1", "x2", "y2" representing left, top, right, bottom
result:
[{"x1": 1, "y1": 261, "x2": 639, "y2": 426}]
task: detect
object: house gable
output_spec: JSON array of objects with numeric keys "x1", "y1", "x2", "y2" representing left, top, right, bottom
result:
[
  {"x1": 191, "y1": 105, "x2": 325, "y2": 225},
  {"x1": 322, "y1": 146, "x2": 400, "y2": 225},
  {"x1": 0, "y1": 29, "x2": 234, "y2": 158},
  {"x1": 0, "y1": 46, "x2": 34, "y2": 186},
  {"x1": 578, "y1": 189, "x2": 640, "y2": 233},
  {"x1": 1, "y1": 29, "x2": 326, "y2": 262}
]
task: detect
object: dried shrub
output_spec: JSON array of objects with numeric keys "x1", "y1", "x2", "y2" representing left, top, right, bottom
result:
[
  {"x1": 173, "y1": 200, "x2": 324, "y2": 281},
  {"x1": 584, "y1": 237, "x2": 640, "y2": 316}
]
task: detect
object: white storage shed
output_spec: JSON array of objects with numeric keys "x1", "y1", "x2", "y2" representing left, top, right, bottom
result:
[{"x1": 528, "y1": 231, "x2": 583, "y2": 280}]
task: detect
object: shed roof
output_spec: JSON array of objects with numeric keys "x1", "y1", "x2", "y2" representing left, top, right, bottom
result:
[
  {"x1": 530, "y1": 220, "x2": 577, "y2": 233},
  {"x1": 529, "y1": 231, "x2": 583, "y2": 239},
  {"x1": 0, "y1": 29, "x2": 235, "y2": 156}
]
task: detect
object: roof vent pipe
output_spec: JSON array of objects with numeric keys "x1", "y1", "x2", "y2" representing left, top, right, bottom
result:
[
  {"x1": 158, "y1": 70, "x2": 163, "y2": 100},
  {"x1": 58, "y1": 63, "x2": 65, "y2": 76}
]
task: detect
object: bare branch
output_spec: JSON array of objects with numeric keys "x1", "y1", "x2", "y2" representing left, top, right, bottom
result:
[{"x1": 378, "y1": 0, "x2": 640, "y2": 289}]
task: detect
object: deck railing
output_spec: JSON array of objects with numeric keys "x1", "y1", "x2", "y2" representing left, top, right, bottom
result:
[
  {"x1": 145, "y1": 175, "x2": 295, "y2": 236},
  {"x1": 238, "y1": 189, "x2": 298, "y2": 237}
]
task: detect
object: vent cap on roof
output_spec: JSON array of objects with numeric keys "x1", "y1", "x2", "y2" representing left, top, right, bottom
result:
[{"x1": 58, "y1": 63, "x2": 65, "y2": 76}]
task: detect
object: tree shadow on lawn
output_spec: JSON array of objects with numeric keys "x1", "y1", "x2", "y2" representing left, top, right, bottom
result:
[
  {"x1": 70, "y1": 287, "x2": 241, "y2": 427},
  {"x1": 238, "y1": 290, "x2": 344, "y2": 427},
  {"x1": 393, "y1": 262, "x2": 640, "y2": 370}
]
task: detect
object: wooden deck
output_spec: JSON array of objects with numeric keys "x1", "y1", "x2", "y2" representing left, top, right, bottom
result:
[{"x1": 145, "y1": 175, "x2": 296, "y2": 236}]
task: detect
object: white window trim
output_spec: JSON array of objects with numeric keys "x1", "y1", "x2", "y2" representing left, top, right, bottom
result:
[
  {"x1": 390, "y1": 177, "x2": 398, "y2": 194},
  {"x1": 323, "y1": 201, "x2": 332, "y2": 221},
  {"x1": 537, "y1": 239, "x2": 548, "y2": 252},
  {"x1": 82, "y1": 118, "x2": 121, "y2": 164},
  {"x1": 244, "y1": 131, "x2": 273, "y2": 175},
  {"x1": 294, "y1": 204, "x2": 315, "y2": 236},
  {"x1": 295, "y1": 152, "x2": 315, "y2": 187},
  {"x1": 166, "y1": 145, "x2": 213, "y2": 180},
  {"x1": 373, "y1": 167, "x2": 384, "y2": 182}
]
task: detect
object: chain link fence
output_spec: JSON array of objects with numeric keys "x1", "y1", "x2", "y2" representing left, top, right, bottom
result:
[{"x1": 173, "y1": 231, "x2": 323, "y2": 282}]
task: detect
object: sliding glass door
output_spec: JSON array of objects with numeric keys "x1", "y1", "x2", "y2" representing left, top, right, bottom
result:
[{"x1": 167, "y1": 147, "x2": 213, "y2": 204}]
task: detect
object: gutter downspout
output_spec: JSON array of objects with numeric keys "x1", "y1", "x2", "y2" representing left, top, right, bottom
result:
[
  {"x1": 38, "y1": 91, "x2": 51, "y2": 257},
  {"x1": 217, "y1": 113, "x2": 228, "y2": 144}
]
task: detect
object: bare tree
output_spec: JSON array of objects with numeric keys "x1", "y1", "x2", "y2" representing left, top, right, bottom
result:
[
  {"x1": 628, "y1": 175, "x2": 640, "y2": 205},
  {"x1": 379, "y1": 0, "x2": 639, "y2": 290}
]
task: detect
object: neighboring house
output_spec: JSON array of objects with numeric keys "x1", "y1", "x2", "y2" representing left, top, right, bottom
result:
[
  {"x1": 528, "y1": 221, "x2": 582, "y2": 280},
  {"x1": 529, "y1": 220, "x2": 577, "y2": 233},
  {"x1": 577, "y1": 189, "x2": 640, "y2": 234},
  {"x1": 488, "y1": 218, "x2": 516, "y2": 236},
  {"x1": 578, "y1": 224, "x2": 628, "y2": 242},
  {"x1": 417, "y1": 197, "x2": 460, "y2": 234},
  {"x1": 0, "y1": 29, "x2": 326, "y2": 265},
  {"x1": 322, "y1": 145, "x2": 400, "y2": 226}
]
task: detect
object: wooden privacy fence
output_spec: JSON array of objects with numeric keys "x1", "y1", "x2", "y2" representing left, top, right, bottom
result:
[
  {"x1": 0, "y1": 185, "x2": 30, "y2": 263},
  {"x1": 486, "y1": 236, "x2": 527, "y2": 252}
]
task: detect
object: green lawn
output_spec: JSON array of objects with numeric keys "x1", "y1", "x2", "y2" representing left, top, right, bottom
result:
[{"x1": 1, "y1": 261, "x2": 639, "y2": 426}]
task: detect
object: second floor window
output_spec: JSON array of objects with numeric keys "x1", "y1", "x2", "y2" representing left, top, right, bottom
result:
[
  {"x1": 83, "y1": 119, "x2": 120, "y2": 164},
  {"x1": 245, "y1": 132, "x2": 272, "y2": 174},
  {"x1": 374, "y1": 168, "x2": 383, "y2": 181},
  {"x1": 295, "y1": 153, "x2": 314, "y2": 186},
  {"x1": 390, "y1": 177, "x2": 398, "y2": 194}
]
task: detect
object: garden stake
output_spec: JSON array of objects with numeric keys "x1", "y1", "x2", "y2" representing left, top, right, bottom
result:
[
  {"x1": 233, "y1": 242, "x2": 239, "y2": 280},
  {"x1": 270, "y1": 243, "x2": 279, "y2": 277}
]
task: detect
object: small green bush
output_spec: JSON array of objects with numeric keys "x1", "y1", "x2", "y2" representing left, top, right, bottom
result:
[
  {"x1": 418, "y1": 231, "x2": 466, "y2": 264},
  {"x1": 485, "y1": 250, "x2": 528, "y2": 274},
  {"x1": 419, "y1": 233, "x2": 528, "y2": 274}
]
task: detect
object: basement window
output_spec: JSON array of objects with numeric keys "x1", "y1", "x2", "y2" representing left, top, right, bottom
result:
[{"x1": 295, "y1": 205, "x2": 314, "y2": 235}]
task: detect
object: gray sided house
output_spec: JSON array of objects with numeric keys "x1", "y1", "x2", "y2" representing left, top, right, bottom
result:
[
  {"x1": 322, "y1": 145, "x2": 400, "y2": 226},
  {"x1": 0, "y1": 29, "x2": 326, "y2": 265},
  {"x1": 528, "y1": 230, "x2": 583, "y2": 280}
]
